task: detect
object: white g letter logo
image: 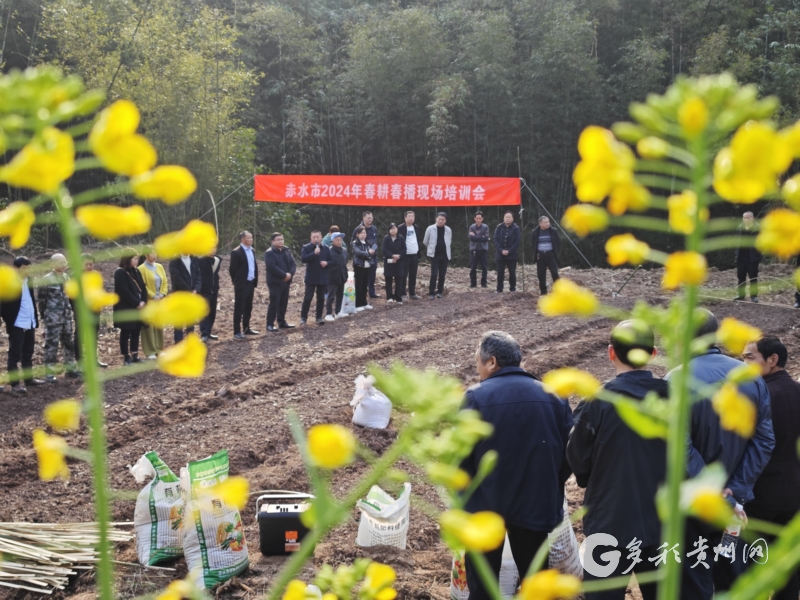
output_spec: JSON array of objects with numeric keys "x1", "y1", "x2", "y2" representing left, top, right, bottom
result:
[{"x1": 580, "y1": 533, "x2": 620, "y2": 578}]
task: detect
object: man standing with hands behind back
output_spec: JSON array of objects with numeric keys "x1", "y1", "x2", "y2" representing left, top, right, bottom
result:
[
  {"x1": 265, "y1": 232, "x2": 297, "y2": 332},
  {"x1": 230, "y1": 231, "x2": 259, "y2": 340},
  {"x1": 398, "y1": 211, "x2": 421, "y2": 300},
  {"x1": 493, "y1": 211, "x2": 520, "y2": 293},
  {"x1": 469, "y1": 211, "x2": 490, "y2": 289},
  {"x1": 531, "y1": 216, "x2": 561, "y2": 295}
]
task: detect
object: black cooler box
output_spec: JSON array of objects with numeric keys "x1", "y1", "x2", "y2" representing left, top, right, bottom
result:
[{"x1": 256, "y1": 491, "x2": 314, "y2": 555}]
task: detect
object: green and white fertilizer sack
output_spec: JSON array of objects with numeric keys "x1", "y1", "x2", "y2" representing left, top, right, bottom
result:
[
  {"x1": 130, "y1": 451, "x2": 184, "y2": 566},
  {"x1": 181, "y1": 450, "x2": 249, "y2": 589},
  {"x1": 342, "y1": 272, "x2": 356, "y2": 315},
  {"x1": 356, "y1": 483, "x2": 411, "y2": 549}
]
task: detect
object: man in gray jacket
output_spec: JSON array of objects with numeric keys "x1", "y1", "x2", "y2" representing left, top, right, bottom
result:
[
  {"x1": 423, "y1": 212, "x2": 452, "y2": 299},
  {"x1": 469, "y1": 211, "x2": 490, "y2": 288}
]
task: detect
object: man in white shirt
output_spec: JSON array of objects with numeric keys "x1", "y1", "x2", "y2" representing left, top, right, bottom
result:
[{"x1": 398, "y1": 211, "x2": 422, "y2": 300}]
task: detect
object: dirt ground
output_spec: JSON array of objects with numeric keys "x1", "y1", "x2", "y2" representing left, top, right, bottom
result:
[{"x1": 1, "y1": 258, "x2": 798, "y2": 600}]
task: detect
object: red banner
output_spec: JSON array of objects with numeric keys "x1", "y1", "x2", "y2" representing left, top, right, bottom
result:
[{"x1": 254, "y1": 175, "x2": 520, "y2": 207}]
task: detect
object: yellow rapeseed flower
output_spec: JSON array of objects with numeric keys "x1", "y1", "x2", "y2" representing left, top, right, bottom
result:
[
  {"x1": 64, "y1": 271, "x2": 120, "y2": 312},
  {"x1": 717, "y1": 317, "x2": 762, "y2": 355},
  {"x1": 606, "y1": 180, "x2": 651, "y2": 216},
  {"x1": 573, "y1": 126, "x2": 635, "y2": 204},
  {"x1": 0, "y1": 264, "x2": 23, "y2": 300},
  {"x1": 538, "y1": 279, "x2": 598, "y2": 318},
  {"x1": 155, "y1": 579, "x2": 194, "y2": 600},
  {"x1": 204, "y1": 475, "x2": 250, "y2": 511},
  {"x1": 689, "y1": 489, "x2": 734, "y2": 528},
  {"x1": 678, "y1": 97, "x2": 709, "y2": 138},
  {"x1": 89, "y1": 100, "x2": 157, "y2": 176},
  {"x1": 307, "y1": 424, "x2": 356, "y2": 469},
  {"x1": 131, "y1": 166, "x2": 198, "y2": 205},
  {"x1": 780, "y1": 121, "x2": 800, "y2": 158},
  {"x1": 662, "y1": 251, "x2": 707, "y2": 290},
  {"x1": 0, "y1": 201, "x2": 36, "y2": 249},
  {"x1": 756, "y1": 208, "x2": 800, "y2": 259},
  {"x1": 542, "y1": 368, "x2": 600, "y2": 399},
  {"x1": 75, "y1": 204, "x2": 151, "y2": 240},
  {"x1": 154, "y1": 220, "x2": 218, "y2": 259},
  {"x1": 439, "y1": 509, "x2": 506, "y2": 553},
  {"x1": 667, "y1": 190, "x2": 708, "y2": 235},
  {"x1": 140, "y1": 292, "x2": 209, "y2": 328},
  {"x1": 712, "y1": 383, "x2": 756, "y2": 438},
  {"x1": 282, "y1": 580, "x2": 308, "y2": 600},
  {"x1": 43, "y1": 399, "x2": 81, "y2": 432},
  {"x1": 781, "y1": 174, "x2": 800, "y2": 211},
  {"x1": 426, "y1": 463, "x2": 471, "y2": 491},
  {"x1": 636, "y1": 136, "x2": 670, "y2": 159},
  {"x1": 796, "y1": 268, "x2": 800, "y2": 290},
  {"x1": 362, "y1": 563, "x2": 398, "y2": 600},
  {"x1": 0, "y1": 127, "x2": 74, "y2": 194},
  {"x1": 605, "y1": 233, "x2": 650, "y2": 266},
  {"x1": 518, "y1": 569, "x2": 581, "y2": 600},
  {"x1": 157, "y1": 333, "x2": 207, "y2": 378},
  {"x1": 32, "y1": 429, "x2": 69, "y2": 480},
  {"x1": 727, "y1": 363, "x2": 761, "y2": 385},
  {"x1": 561, "y1": 205, "x2": 609, "y2": 238}
]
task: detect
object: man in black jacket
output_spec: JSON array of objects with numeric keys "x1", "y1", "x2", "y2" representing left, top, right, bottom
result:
[
  {"x1": 229, "y1": 231, "x2": 259, "y2": 339},
  {"x1": 300, "y1": 230, "x2": 331, "y2": 325},
  {"x1": 493, "y1": 211, "x2": 520, "y2": 292},
  {"x1": 461, "y1": 331, "x2": 573, "y2": 599},
  {"x1": 531, "y1": 216, "x2": 561, "y2": 295},
  {"x1": 742, "y1": 337, "x2": 800, "y2": 600},
  {"x1": 469, "y1": 211, "x2": 490, "y2": 288},
  {"x1": 325, "y1": 233, "x2": 348, "y2": 320},
  {"x1": 168, "y1": 254, "x2": 202, "y2": 343},
  {"x1": 568, "y1": 320, "x2": 668, "y2": 600},
  {"x1": 352, "y1": 211, "x2": 379, "y2": 298},
  {"x1": 264, "y1": 232, "x2": 297, "y2": 332},
  {"x1": 735, "y1": 211, "x2": 761, "y2": 302},
  {"x1": 398, "y1": 211, "x2": 422, "y2": 300},
  {"x1": 198, "y1": 247, "x2": 221, "y2": 342}
]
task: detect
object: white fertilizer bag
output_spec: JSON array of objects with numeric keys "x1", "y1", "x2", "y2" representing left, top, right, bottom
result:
[
  {"x1": 450, "y1": 536, "x2": 519, "y2": 599},
  {"x1": 548, "y1": 496, "x2": 583, "y2": 578},
  {"x1": 342, "y1": 272, "x2": 356, "y2": 315},
  {"x1": 130, "y1": 451, "x2": 184, "y2": 566},
  {"x1": 181, "y1": 450, "x2": 249, "y2": 589},
  {"x1": 356, "y1": 483, "x2": 411, "y2": 549},
  {"x1": 350, "y1": 375, "x2": 392, "y2": 429}
]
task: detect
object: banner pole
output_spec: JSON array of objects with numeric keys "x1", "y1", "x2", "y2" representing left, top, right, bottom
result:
[{"x1": 517, "y1": 148, "x2": 525, "y2": 293}]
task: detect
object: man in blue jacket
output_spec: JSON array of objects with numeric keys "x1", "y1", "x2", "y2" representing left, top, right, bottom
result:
[
  {"x1": 461, "y1": 331, "x2": 573, "y2": 599},
  {"x1": 264, "y1": 232, "x2": 297, "y2": 332},
  {"x1": 673, "y1": 309, "x2": 774, "y2": 600},
  {"x1": 300, "y1": 230, "x2": 331, "y2": 326},
  {"x1": 493, "y1": 211, "x2": 521, "y2": 293}
]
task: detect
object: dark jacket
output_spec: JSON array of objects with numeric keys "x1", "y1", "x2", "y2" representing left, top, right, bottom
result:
[
  {"x1": 264, "y1": 245, "x2": 297, "y2": 286},
  {"x1": 397, "y1": 223, "x2": 421, "y2": 258},
  {"x1": 748, "y1": 370, "x2": 800, "y2": 512},
  {"x1": 328, "y1": 245, "x2": 349, "y2": 285},
  {"x1": 352, "y1": 222, "x2": 378, "y2": 247},
  {"x1": 301, "y1": 242, "x2": 332, "y2": 286},
  {"x1": 531, "y1": 226, "x2": 561, "y2": 264},
  {"x1": 493, "y1": 223, "x2": 521, "y2": 261},
  {"x1": 352, "y1": 239, "x2": 375, "y2": 268},
  {"x1": 382, "y1": 235, "x2": 406, "y2": 278},
  {"x1": 198, "y1": 255, "x2": 221, "y2": 297},
  {"x1": 1, "y1": 280, "x2": 38, "y2": 333},
  {"x1": 568, "y1": 370, "x2": 669, "y2": 546},
  {"x1": 469, "y1": 223, "x2": 490, "y2": 251},
  {"x1": 675, "y1": 348, "x2": 775, "y2": 505},
  {"x1": 734, "y1": 224, "x2": 762, "y2": 264},
  {"x1": 462, "y1": 366, "x2": 573, "y2": 531},
  {"x1": 229, "y1": 245, "x2": 258, "y2": 289},
  {"x1": 113, "y1": 267, "x2": 147, "y2": 330},
  {"x1": 169, "y1": 257, "x2": 202, "y2": 294}
]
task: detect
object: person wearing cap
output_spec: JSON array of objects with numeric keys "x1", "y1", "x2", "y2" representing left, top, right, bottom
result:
[
  {"x1": 423, "y1": 212, "x2": 452, "y2": 299},
  {"x1": 325, "y1": 232, "x2": 349, "y2": 321},
  {"x1": 382, "y1": 223, "x2": 406, "y2": 304},
  {"x1": 568, "y1": 320, "x2": 668, "y2": 600},
  {"x1": 322, "y1": 225, "x2": 347, "y2": 250},
  {"x1": 300, "y1": 230, "x2": 331, "y2": 326}
]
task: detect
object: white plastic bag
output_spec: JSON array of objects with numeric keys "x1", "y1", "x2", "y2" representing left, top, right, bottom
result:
[
  {"x1": 131, "y1": 452, "x2": 184, "y2": 566},
  {"x1": 548, "y1": 496, "x2": 583, "y2": 579},
  {"x1": 342, "y1": 272, "x2": 356, "y2": 315},
  {"x1": 351, "y1": 375, "x2": 392, "y2": 429},
  {"x1": 181, "y1": 450, "x2": 249, "y2": 589},
  {"x1": 450, "y1": 536, "x2": 519, "y2": 600},
  {"x1": 356, "y1": 483, "x2": 410, "y2": 549}
]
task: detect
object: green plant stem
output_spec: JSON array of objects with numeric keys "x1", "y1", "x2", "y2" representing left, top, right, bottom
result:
[
  {"x1": 635, "y1": 159, "x2": 692, "y2": 181},
  {"x1": 610, "y1": 215, "x2": 676, "y2": 234},
  {"x1": 56, "y1": 188, "x2": 114, "y2": 600},
  {"x1": 701, "y1": 235, "x2": 755, "y2": 253},
  {"x1": 583, "y1": 569, "x2": 663, "y2": 593},
  {"x1": 706, "y1": 218, "x2": 744, "y2": 233},
  {"x1": 72, "y1": 182, "x2": 131, "y2": 206},
  {"x1": 467, "y1": 550, "x2": 503, "y2": 600}
]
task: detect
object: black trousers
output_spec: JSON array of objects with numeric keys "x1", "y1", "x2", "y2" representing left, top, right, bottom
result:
[
  {"x1": 583, "y1": 541, "x2": 660, "y2": 600},
  {"x1": 267, "y1": 281, "x2": 291, "y2": 326},
  {"x1": 385, "y1": 275, "x2": 402, "y2": 301},
  {"x1": 740, "y1": 505, "x2": 798, "y2": 599},
  {"x1": 368, "y1": 262, "x2": 378, "y2": 296},
  {"x1": 429, "y1": 255, "x2": 449, "y2": 295},
  {"x1": 680, "y1": 517, "x2": 745, "y2": 600},
  {"x1": 496, "y1": 256, "x2": 517, "y2": 292},
  {"x1": 301, "y1": 283, "x2": 326, "y2": 320},
  {"x1": 536, "y1": 251, "x2": 560, "y2": 294},
  {"x1": 200, "y1": 292, "x2": 218, "y2": 337},
  {"x1": 402, "y1": 254, "x2": 419, "y2": 296},
  {"x1": 470, "y1": 249, "x2": 488, "y2": 287},
  {"x1": 326, "y1": 283, "x2": 344, "y2": 315},
  {"x1": 8, "y1": 327, "x2": 35, "y2": 384},
  {"x1": 736, "y1": 262, "x2": 759, "y2": 298},
  {"x1": 120, "y1": 326, "x2": 141, "y2": 357},
  {"x1": 464, "y1": 526, "x2": 548, "y2": 600},
  {"x1": 233, "y1": 280, "x2": 255, "y2": 335},
  {"x1": 354, "y1": 267, "x2": 369, "y2": 307},
  {"x1": 174, "y1": 325, "x2": 194, "y2": 343}
]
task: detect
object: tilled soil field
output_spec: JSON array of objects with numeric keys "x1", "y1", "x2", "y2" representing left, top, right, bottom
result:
[{"x1": 1, "y1": 258, "x2": 798, "y2": 600}]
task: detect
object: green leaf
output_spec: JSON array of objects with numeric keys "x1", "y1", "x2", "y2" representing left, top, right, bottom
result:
[{"x1": 613, "y1": 397, "x2": 668, "y2": 439}]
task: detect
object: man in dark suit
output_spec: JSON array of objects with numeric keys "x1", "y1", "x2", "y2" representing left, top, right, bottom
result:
[
  {"x1": 531, "y1": 216, "x2": 561, "y2": 295},
  {"x1": 198, "y1": 246, "x2": 222, "y2": 342},
  {"x1": 300, "y1": 230, "x2": 331, "y2": 325},
  {"x1": 264, "y1": 232, "x2": 296, "y2": 332},
  {"x1": 229, "y1": 230, "x2": 259, "y2": 340},
  {"x1": 168, "y1": 253, "x2": 202, "y2": 342}
]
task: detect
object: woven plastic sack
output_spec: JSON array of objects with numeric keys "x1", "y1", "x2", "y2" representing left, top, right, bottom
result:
[
  {"x1": 351, "y1": 375, "x2": 392, "y2": 429},
  {"x1": 181, "y1": 450, "x2": 249, "y2": 589},
  {"x1": 356, "y1": 483, "x2": 410, "y2": 549},
  {"x1": 548, "y1": 496, "x2": 583, "y2": 579},
  {"x1": 342, "y1": 272, "x2": 356, "y2": 314},
  {"x1": 450, "y1": 536, "x2": 519, "y2": 599},
  {"x1": 130, "y1": 451, "x2": 184, "y2": 566}
]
